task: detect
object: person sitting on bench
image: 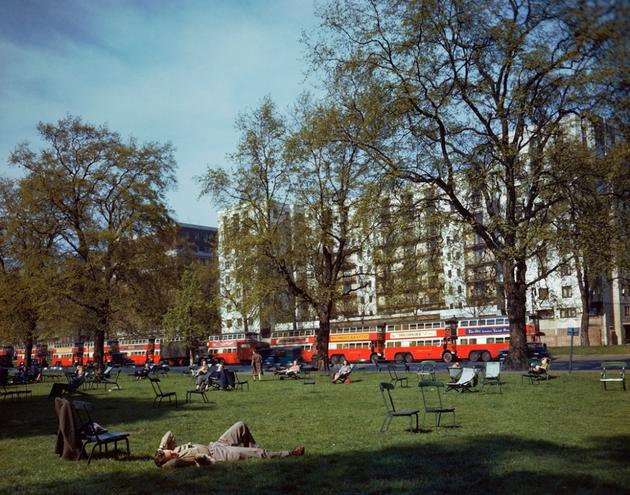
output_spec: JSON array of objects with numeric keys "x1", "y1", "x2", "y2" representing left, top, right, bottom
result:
[
  {"x1": 332, "y1": 359, "x2": 354, "y2": 384},
  {"x1": 154, "y1": 421, "x2": 304, "y2": 468}
]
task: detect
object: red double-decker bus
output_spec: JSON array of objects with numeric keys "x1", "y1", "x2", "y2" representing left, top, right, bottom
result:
[
  {"x1": 269, "y1": 321, "x2": 386, "y2": 365},
  {"x1": 115, "y1": 337, "x2": 158, "y2": 365},
  {"x1": 384, "y1": 320, "x2": 456, "y2": 363},
  {"x1": 269, "y1": 327, "x2": 317, "y2": 362},
  {"x1": 383, "y1": 317, "x2": 537, "y2": 363},
  {"x1": 328, "y1": 322, "x2": 385, "y2": 364},
  {"x1": 207, "y1": 333, "x2": 269, "y2": 365},
  {"x1": 455, "y1": 317, "x2": 537, "y2": 362}
]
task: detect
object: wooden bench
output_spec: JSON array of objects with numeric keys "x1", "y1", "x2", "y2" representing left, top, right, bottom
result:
[{"x1": 600, "y1": 361, "x2": 626, "y2": 391}]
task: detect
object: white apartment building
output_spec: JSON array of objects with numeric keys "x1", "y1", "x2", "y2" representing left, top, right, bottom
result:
[{"x1": 216, "y1": 112, "x2": 628, "y2": 345}]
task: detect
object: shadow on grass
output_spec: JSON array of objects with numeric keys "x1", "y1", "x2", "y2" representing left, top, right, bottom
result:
[
  {"x1": 5, "y1": 434, "x2": 630, "y2": 495},
  {"x1": 0, "y1": 391, "x2": 219, "y2": 441}
]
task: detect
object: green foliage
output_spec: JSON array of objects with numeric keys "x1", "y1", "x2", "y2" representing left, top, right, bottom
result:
[
  {"x1": 307, "y1": 0, "x2": 623, "y2": 368},
  {"x1": 162, "y1": 264, "x2": 218, "y2": 364},
  {"x1": 200, "y1": 97, "x2": 387, "y2": 364},
  {"x1": 0, "y1": 370, "x2": 628, "y2": 494},
  {"x1": 5, "y1": 116, "x2": 178, "y2": 363}
]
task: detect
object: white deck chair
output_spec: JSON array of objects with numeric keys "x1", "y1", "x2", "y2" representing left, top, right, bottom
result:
[{"x1": 446, "y1": 367, "x2": 476, "y2": 393}]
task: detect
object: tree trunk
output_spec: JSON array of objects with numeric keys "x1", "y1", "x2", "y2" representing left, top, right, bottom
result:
[
  {"x1": 189, "y1": 346, "x2": 195, "y2": 368},
  {"x1": 24, "y1": 333, "x2": 33, "y2": 370},
  {"x1": 575, "y1": 256, "x2": 591, "y2": 346},
  {"x1": 94, "y1": 329, "x2": 105, "y2": 367},
  {"x1": 503, "y1": 259, "x2": 529, "y2": 370},
  {"x1": 93, "y1": 299, "x2": 110, "y2": 367},
  {"x1": 315, "y1": 306, "x2": 331, "y2": 371}
]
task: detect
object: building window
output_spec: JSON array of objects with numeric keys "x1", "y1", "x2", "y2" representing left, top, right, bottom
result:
[
  {"x1": 560, "y1": 264, "x2": 571, "y2": 276},
  {"x1": 562, "y1": 286, "x2": 572, "y2": 298},
  {"x1": 559, "y1": 308, "x2": 577, "y2": 318},
  {"x1": 538, "y1": 288, "x2": 549, "y2": 300},
  {"x1": 624, "y1": 306, "x2": 629, "y2": 317},
  {"x1": 458, "y1": 285, "x2": 462, "y2": 294}
]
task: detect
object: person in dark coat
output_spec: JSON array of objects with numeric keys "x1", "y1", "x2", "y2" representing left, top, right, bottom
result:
[{"x1": 251, "y1": 349, "x2": 263, "y2": 381}]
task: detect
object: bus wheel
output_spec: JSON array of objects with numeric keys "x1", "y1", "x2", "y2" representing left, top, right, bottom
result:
[
  {"x1": 404, "y1": 353, "x2": 414, "y2": 364},
  {"x1": 481, "y1": 351, "x2": 492, "y2": 362},
  {"x1": 442, "y1": 352, "x2": 454, "y2": 363},
  {"x1": 469, "y1": 351, "x2": 480, "y2": 362},
  {"x1": 394, "y1": 353, "x2": 404, "y2": 364},
  {"x1": 217, "y1": 358, "x2": 225, "y2": 365}
]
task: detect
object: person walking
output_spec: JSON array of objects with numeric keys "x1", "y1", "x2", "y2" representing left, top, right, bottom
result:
[{"x1": 251, "y1": 349, "x2": 263, "y2": 381}]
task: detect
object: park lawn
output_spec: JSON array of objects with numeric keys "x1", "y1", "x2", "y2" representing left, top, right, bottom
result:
[
  {"x1": 1, "y1": 369, "x2": 628, "y2": 495},
  {"x1": 549, "y1": 345, "x2": 630, "y2": 357}
]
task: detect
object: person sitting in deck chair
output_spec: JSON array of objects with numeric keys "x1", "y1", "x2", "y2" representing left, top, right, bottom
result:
[
  {"x1": 48, "y1": 365, "x2": 86, "y2": 399},
  {"x1": 194, "y1": 359, "x2": 210, "y2": 390},
  {"x1": 332, "y1": 360, "x2": 354, "y2": 384},
  {"x1": 135, "y1": 362, "x2": 151, "y2": 380},
  {"x1": 277, "y1": 360, "x2": 301, "y2": 379},
  {"x1": 529, "y1": 357, "x2": 551, "y2": 375},
  {"x1": 154, "y1": 421, "x2": 304, "y2": 468}
]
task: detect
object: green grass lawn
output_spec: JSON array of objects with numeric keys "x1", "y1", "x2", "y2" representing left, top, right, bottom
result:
[
  {"x1": 549, "y1": 345, "x2": 630, "y2": 357},
  {"x1": 1, "y1": 369, "x2": 629, "y2": 495}
]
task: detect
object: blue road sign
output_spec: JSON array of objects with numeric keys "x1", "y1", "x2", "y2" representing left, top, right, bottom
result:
[{"x1": 567, "y1": 327, "x2": 579, "y2": 336}]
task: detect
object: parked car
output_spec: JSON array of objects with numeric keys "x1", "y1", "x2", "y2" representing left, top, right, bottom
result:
[
  {"x1": 107, "y1": 354, "x2": 135, "y2": 367},
  {"x1": 499, "y1": 342, "x2": 550, "y2": 361},
  {"x1": 261, "y1": 346, "x2": 305, "y2": 370}
]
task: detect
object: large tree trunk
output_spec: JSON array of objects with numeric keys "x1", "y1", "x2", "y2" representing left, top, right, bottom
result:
[
  {"x1": 93, "y1": 298, "x2": 111, "y2": 367},
  {"x1": 503, "y1": 259, "x2": 529, "y2": 370},
  {"x1": 94, "y1": 329, "x2": 105, "y2": 368},
  {"x1": 23, "y1": 333, "x2": 33, "y2": 370},
  {"x1": 315, "y1": 306, "x2": 331, "y2": 372}
]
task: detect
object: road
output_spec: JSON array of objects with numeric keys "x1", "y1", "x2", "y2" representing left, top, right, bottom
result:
[{"x1": 119, "y1": 353, "x2": 628, "y2": 377}]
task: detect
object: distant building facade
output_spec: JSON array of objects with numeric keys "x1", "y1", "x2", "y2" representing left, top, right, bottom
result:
[{"x1": 176, "y1": 222, "x2": 218, "y2": 264}]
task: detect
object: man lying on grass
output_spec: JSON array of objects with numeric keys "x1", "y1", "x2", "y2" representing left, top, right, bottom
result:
[{"x1": 154, "y1": 421, "x2": 304, "y2": 468}]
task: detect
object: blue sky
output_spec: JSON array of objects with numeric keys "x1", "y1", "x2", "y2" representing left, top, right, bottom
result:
[{"x1": 0, "y1": 0, "x2": 320, "y2": 227}]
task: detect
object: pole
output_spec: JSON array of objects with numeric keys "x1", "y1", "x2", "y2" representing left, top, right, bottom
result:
[{"x1": 569, "y1": 333, "x2": 574, "y2": 374}]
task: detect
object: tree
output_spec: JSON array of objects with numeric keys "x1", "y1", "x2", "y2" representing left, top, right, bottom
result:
[
  {"x1": 162, "y1": 264, "x2": 218, "y2": 366},
  {"x1": 307, "y1": 0, "x2": 620, "y2": 368},
  {"x1": 200, "y1": 97, "x2": 383, "y2": 369},
  {"x1": 0, "y1": 178, "x2": 63, "y2": 368},
  {"x1": 550, "y1": 127, "x2": 630, "y2": 346},
  {"x1": 8, "y1": 116, "x2": 177, "y2": 366}
]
